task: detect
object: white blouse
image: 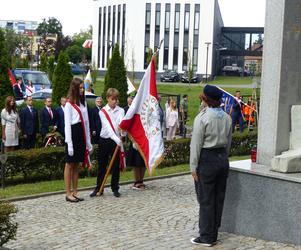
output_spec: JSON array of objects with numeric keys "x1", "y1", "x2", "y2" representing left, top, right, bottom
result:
[
  {"x1": 64, "y1": 101, "x2": 91, "y2": 148},
  {"x1": 166, "y1": 108, "x2": 179, "y2": 128},
  {"x1": 99, "y1": 104, "x2": 125, "y2": 145}
]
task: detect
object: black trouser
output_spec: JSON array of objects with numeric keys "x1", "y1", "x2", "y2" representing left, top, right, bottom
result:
[
  {"x1": 194, "y1": 148, "x2": 229, "y2": 243},
  {"x1": 179, "y1": 112, "x2": 187, "y2": 136},
  {"x1": 24, "y1": 134, "x2": 36, "y2": 149},
  {"x1": 95, "y1": 138, "x2": 120, "y2": 192}
]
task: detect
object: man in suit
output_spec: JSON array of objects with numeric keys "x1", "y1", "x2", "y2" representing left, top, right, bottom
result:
[
  {"x1": 90, "y1": 97, "x2": 103, "y2": 144},
  {"x1": 124, "y1": 96, "x2": 133, "y2": 114},
  {"x1": 40, "y1": 97, "x2": 57, "y2": 141},
  {"x1": 55, "y1": 97, "x2": 67, "y2": 137},
  {"x1": 20, "y1": 96, "x2": 39, "y2": 149},
  {"x1": 13, "y1": 79, "x2": 24, "y2": 100}
]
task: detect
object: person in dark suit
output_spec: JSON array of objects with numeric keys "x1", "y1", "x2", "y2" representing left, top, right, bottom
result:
[
  {"x1": 40, "y1": 97, "x2": 57, "y2": 141},
  {"x1": 90, "y1": 97, "x2": 103, "y2": 144},
  {"x1": 123, "y1": 96, "x2": 133, "y2": 114},
  {"x1": 20, "y1": 96, "x2": 39, "y2": 149},
  {"x1": 55, "y1": 97, "x2": 67, "y2": 137},
  {"x1": 13, "y1": 79, "x2": 24, "y2": 100}
]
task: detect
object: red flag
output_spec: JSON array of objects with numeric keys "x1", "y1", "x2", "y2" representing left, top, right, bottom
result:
[
  {"x1": 119, "y1": 59, "x2": 164, "y2": 174},
  {"x1": 8, "y1": 69, "x2": 16, "y2": 86}
]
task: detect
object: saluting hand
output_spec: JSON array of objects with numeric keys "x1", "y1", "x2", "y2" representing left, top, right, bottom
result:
[{"x1": 191, "y1": 171, "x2": 199, "y2": 182}]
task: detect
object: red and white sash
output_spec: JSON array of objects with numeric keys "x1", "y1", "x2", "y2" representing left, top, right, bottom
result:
[
  {"x1": 26, "y1": 86, "x2": 33, "y2": 94},
  {"x1": 101, "y1": 108, "x2": 126, "y2": 171},
  {"x1": 67, "y1": 100, "x2": 91, "y2": 169}
]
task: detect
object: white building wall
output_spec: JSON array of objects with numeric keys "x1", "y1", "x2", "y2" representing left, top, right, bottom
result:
[{"x1": 92, "y1": 0, "x2": 220, "y2": 76}]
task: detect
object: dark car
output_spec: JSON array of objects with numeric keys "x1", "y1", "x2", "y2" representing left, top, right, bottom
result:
[
  {"x1": 13, "y1": 69, "x2": 51, "y2": 91},
  {"x1": 181, "y1": 71, "x2": 199, "y2": 83},
  {"x1": 160, "y1": 70, "x2": 180, "y2": 82},
  {"x1": 71, "y1": 64, "x2": 85, "y2": 75}
]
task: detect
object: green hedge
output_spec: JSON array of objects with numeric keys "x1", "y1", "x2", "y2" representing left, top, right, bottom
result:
[
  {"x1": 0, "y1": 202, "x2": 17, "y2": 246},
  {"x1": 2, "y1": 131, "x2": 257, "y2": 185}
]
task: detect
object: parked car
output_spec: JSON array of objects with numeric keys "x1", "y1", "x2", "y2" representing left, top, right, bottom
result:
[
  {"x1": 221, "y1": 65, "x2": 243, "y2": 76},
  {"x1": 160, "y1": 70, "x2": 180, "y2": 82},
  {"x1": 12, "y1": 69, "x2": 51, "y2": 90},
  {"x1": 16, "y1": 89, "x2": 97, "y2": 106},
  {"x1": 181, "y1": 71, "x2": 199, "y2": 83},
  {"x1": 71, "y1": 64, "x2": 85, "y2": 75}
]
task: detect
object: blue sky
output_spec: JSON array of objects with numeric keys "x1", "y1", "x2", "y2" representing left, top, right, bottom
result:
[{"x1": 0, "y1": 0, "x2": 266, "y2": 36}]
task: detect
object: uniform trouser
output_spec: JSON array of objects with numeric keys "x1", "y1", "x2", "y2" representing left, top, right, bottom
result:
[
  {"x1": 95, "y1": 138, "x2": 120, "y2": 192},
  {"x1": 231, "y1": 112, "x2": 244, "y2": 133},
  {"x1": 194, "y1": 148, "x2": 229, "y2": 243}
]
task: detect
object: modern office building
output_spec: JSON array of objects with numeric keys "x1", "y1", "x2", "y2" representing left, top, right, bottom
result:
[
  {"x1": 0, "y1": 20, "x2": 38, "y2": 34},
  {"x1": 92, "y1": 0, "x2": 223, "y2": 78}
]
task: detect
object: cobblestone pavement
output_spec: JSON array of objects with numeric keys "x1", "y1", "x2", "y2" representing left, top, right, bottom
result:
[{"x1": 5, "y1": 175, "x2": 301, "y2": 250}]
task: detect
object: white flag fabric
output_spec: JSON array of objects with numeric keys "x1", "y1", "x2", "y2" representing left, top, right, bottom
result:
[
  {"x1": 119, "y1": 59, "x2": 164, "y2": 174},
  {"x1": 127, "y1": 77, "x2": 136, "y2": 95}
]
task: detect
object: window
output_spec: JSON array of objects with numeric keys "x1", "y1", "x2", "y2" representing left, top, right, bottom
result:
[
  {"x1": 194, "y1": 12, "x2": 199, "y2": 30},
  {"x1": 182, "y1": 48, "x2": 188, "y2": 71},
  {"x1": 154, "y1": 3, "x2": 161, "y2": 50},
  {"x1": 102, "y1": 7, "x2": 106, "y2": 68},
  {"x1": 98, "y1": 7, "x2": 102, "y2": 68},
  {"x1": 144, "y1": 3, "x2": 151, "y2": 68},
  {"x1": 112, "y1": 5, "x2": 116, "y2": 47},
  {"x1": 165, "y1": 12, "x2": 170, "y2": 30},
  {"x1": 184, "y1": 12, "x2": 190, "y2": 31},
  {"x1": 117, "y1": 5, "x2": 121, "y2": 43},
  {"x1": 107, "y1": 6, "x2": 111, "y2": 62},
  {"x1": 175, "y1": 12, "x2": 180, "y2": 30},
  {"x1": 193, "y1": 4, "x2": 200, "y2": 70},
  {"x1": 163, "y1": 3, "x2": 171, "y2": 69},
  {"x1": 163, "y1": 48, "x2": 169, "y2": 69},
  {"x1": 122, "y1": 4, "x2": 126, "y2": 57}
]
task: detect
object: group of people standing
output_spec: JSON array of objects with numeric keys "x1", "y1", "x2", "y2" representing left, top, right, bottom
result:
[{"x1": 1, "y1": 95, "x2": 66, "y2": 151}]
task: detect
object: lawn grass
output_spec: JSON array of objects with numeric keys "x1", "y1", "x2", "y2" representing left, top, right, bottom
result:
[
  {"x1": 93, "y1": 80, "x2": 254, "y2": 126},
  {"x1": 0, "y1": 155, "x2": 249, "y2": 200},
  {"x1": 210, "y1": 76, "x2": 254, "y2": 85}
]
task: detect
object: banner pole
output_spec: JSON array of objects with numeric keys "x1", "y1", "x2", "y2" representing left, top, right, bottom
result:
[{"x1": 97, "y1": 145, "x2": 120, "y2": 195}]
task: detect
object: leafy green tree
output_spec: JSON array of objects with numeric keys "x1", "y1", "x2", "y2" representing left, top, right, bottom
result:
[
  {"x1": 37, "y1": 17, "x2": 63, "y2": 37},
  {"x1": 65, "y1": 44, "x2": 83, "y2": 63},
  {"x1": 102, "y1": 44, "x2": 127, "y2": 106},
  {"x1": 0, "y1": 28, "x2": 14, "y2": 108},
  {"x1": 39, "y1": 53, "x2": 48, "y2": 72},
  {"x1": 47, "y1": 56, "x2": 55, "y2": 82},
  {"x1": 52, "y1": 52, "x2": 72, "y2": 105}
]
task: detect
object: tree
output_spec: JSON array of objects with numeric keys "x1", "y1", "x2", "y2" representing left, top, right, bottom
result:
[
  {"x1": 37, "y1": 17, "x2": 63, "y2": 57},
  {"x1": 52, "y1": 52, "x2": 72, "y2": 105},
  {"x1": 47, "y1": 56, "x2": 55, "y2": 82},
  {"x1": 0, "y1": 28, "x2": 14, "y2": 108},
  {"x1": 39, "y1": 53, "x2": 48, "y2": 72},
  {"x1": 65, "y1": 44, "x2": 83, "y2": 63},
  {"x1": 102, "y1": 44, "x2": 128, "y2": 107}
]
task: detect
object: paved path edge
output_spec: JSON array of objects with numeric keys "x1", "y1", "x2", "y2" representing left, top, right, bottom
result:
[{"x1": 0, "y1": 171, "x2": 191, "y2": 203}]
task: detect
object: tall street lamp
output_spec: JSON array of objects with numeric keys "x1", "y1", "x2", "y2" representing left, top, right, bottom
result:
[{"x1": 205, "y1": 42, "x2": 211, "y2": 83}]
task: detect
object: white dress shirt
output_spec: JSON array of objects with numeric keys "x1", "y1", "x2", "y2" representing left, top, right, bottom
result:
[
  {"x1": 64, "y1": 101, "x2": 91, "y2": 148},
  {"x1": 99, "y1": 104, "x2": 125, "y2": 145}
]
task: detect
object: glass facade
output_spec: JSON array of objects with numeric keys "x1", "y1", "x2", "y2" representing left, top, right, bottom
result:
[
  {"x1": 144, "y1": 3, "x2": 152, "y2": 69},
  {"x1": 102, "y1": 7, "x2": 106, "y2": 68},
  {"x1": 98, "y1": 7, "x2": 102, "y2": 68},
  {"x1": 193, "y1": 4, "x2": 200, "y2": 71},
  {"x1": 163, "y1": 3, "x2": 171, "y2": 69},
  {"x1": 173, "y1": 4, "x2": 180, "y2": 70},
  {"x1": 182, "y1": 4, "x2": 190, "y2": 71}
]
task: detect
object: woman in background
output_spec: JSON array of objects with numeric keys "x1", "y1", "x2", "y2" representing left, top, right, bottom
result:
[
  {"x1": 1, "y1": 96, "x2": 20, "y2": 152},
  {"x1": 166, "y1": 98, "x2": 179, "y2": 141}
]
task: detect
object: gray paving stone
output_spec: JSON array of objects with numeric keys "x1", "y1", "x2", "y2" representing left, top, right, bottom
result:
[{"x1": 4, "y1": 175, "x2": 300, "y2": 249}]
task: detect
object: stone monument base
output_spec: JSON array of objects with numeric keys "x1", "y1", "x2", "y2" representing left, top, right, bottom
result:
[{"x1": 221, "y1": 160, "x2": 301, "y2": 245}]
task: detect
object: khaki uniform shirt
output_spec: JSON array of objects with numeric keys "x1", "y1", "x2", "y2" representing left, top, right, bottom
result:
[{"x1": 190, "y1": 107, "x2": 232, "y2": 172}]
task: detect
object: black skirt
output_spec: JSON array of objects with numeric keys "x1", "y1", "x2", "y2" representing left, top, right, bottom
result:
[
  {"x1": 127, "y1": 144, "x2": 146, "y2": 168},
  {"x1": 65, "y1": 122, "x2": 86, "y2": 163}
]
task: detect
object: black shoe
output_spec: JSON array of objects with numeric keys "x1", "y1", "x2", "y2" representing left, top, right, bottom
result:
[
  {"x1": 66, "y1": 196, "x2": 79, "y2": 203},
  {"x1": 113, "y1": 191, "x2": 121, "y2": 197},
  {"x1": 90, "y1": 189, "x2": 103, "y2": 197},
  {"x1": 190, "y1": 237, "x2": 213, "y2": 247},
  {"x1": 73, "y1": 194, "x2": 84, "y2": 201}
]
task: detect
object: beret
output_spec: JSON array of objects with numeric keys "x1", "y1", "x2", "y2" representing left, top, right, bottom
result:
[{"x1": 203, "y1": 85, "x2": 223, "y2": 101}]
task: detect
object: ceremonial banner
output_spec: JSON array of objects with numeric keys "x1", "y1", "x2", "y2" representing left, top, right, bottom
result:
[{"x1": 119, "y1": 59, "x2": 164, "y2": 174}]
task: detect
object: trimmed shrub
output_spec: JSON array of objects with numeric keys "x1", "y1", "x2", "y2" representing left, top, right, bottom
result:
[
  {"x1": 52, "y1": 52, "x2": 72, "y2": 105},
  {"x1": 2, "y1": 131, "x2": 257, "y2": 185},
  {"x1": 102, "y1": 44, "x2": 128, "y2": 107},
  {"x1": 0, "y1": 202, "x2": 17, "y2": 246}
]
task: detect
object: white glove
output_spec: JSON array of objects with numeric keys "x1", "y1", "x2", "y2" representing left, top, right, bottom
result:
[
  {"x1": 116, "y1": 138, "x2": 122, "y2": 146},
  {"x1": 68, "y1": 143, "x2": 74, "y2": 156},
  {"x1": 88, "y1": 143, "x2": 93, "y2": 154}
]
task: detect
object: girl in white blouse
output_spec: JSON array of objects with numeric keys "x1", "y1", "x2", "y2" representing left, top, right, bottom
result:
[
  {"x1": 166, "y1": 98, "x2": 179, "y2": 140},
  {"x1": 64, "y1": 78, "x2": 92, "y2": 202},
  {"x1": 1, "y1": 96, "x2": 20, "y2": 152}
]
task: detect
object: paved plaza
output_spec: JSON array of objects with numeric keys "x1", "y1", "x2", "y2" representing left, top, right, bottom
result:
[{"x1": 5, "y1": 175, "x2": 300, "y2": 250}]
